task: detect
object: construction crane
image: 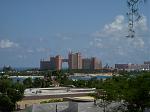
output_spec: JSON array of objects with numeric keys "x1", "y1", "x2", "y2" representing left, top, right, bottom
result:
[{"x1": 126, "y1": 0, "x2": 147, "y2": 38}]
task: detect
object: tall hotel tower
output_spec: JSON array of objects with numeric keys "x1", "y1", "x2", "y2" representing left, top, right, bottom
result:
[
  {"x1": 68, "y1": 52, "x2": 82, "y2": 69},
  {"x1": 55, "y1": 55, "x2": 62, "y2": 70},
  {"x1": 40, "y1": 55, "x2": 62, "y2": 70}
]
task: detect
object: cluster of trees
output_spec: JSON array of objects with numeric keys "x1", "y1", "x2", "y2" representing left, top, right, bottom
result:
[
  {"x1": 0, "y1": 77, "x2": 25, "y2": 111},
  {"x1": 23, "y1": 77, "x2": 52, "y2": 88},
  {"x1": 22, "y1": 70, "x2": 72, "y2": 88},
  {"x1": 22, "y1": 70, "x2": 103, "y2": 88},
  {"x1": 92, "y1": 72, "x2": 150, "y2": 112}
]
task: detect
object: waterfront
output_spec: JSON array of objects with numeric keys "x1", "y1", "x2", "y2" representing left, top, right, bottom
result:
[{"x1": 69, "y1": 75, "x2": 112, "y2": 81}]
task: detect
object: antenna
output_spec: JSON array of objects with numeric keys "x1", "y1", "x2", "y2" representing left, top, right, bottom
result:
[{"x1": 126, "y1": 0, "x2": 145, "y2": 38}]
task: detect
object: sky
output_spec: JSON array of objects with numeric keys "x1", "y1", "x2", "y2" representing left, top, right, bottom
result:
[{"x1": 0, "y1": 0, "x2": 150, "y2": 68}]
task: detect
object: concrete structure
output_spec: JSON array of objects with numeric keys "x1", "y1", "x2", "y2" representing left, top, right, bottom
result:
[
  {"x1": 23, "y1": 87, "x2": 95, "y2": 100},
  {"x1": 68, "y1": 52, "x2": 82, "y2": 69},
  {"x1": 19, "y1": 100, "x2": 142, "y2": 112},
  {"x1": 20, "y1": 101, "x2": 103, "y2": 112}
]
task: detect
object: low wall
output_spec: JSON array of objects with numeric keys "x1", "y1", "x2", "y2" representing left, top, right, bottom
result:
[{"x1": 23, "y1": 93, "x2": 90, "y2": 100}]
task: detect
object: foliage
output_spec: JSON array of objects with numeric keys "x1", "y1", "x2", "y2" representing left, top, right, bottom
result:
[
  {"x1": 33, "y1": 78, "x2": 44, "y2": 88},
  {"x1": 23, "y1": 77, "x2": 33, "y2": 88},
  {"x1": 97, "y1": 72, "x2": 150, "y2": 112},
  {"x1": 0, "y1": 77, "x2": 25, "y2": 111},
  {"x1": 40, "y1": 98, "x2": 63, "y2": 104},
  {"x1": 0, "y1": 94, "x2": 14, "y2": 111}
]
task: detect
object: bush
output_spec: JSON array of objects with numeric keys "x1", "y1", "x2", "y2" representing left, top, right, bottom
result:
[{"x1": 40, "y1": 98, "x2": 63, "y2": 104}]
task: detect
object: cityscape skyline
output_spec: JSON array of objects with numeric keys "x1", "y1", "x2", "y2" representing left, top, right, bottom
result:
[
  {"x1": 40, "y1": 52, "x2": 102, "y2": 70},
  {"x1": 0, "y1": 0, "x2": 150, "y2": 67}
]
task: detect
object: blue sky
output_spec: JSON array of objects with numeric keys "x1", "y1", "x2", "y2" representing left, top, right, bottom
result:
[{"x1": 0, "y1": 0, "x2": 150, "y2": 67}]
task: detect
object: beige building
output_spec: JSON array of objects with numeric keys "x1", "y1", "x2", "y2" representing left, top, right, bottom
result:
[
  {"x1": 82, "y1": 57, "x2": 102, "y2": 70},
  {"x1": 68, "y1": 52, "x2": 82, "y2": 69}
]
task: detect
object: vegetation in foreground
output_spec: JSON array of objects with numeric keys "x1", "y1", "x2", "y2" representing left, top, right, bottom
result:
[
  {"x1": 40, "y1": 98, "x2": 63, "y2": 104},
  {"x1": 91, "y1": 71, "x2": 150, "y2": 112},
  {"x1": 0, "y1": 76, "x2": 25, "y2": 112},
  {"x1": 0, "y1": 69, "x2": 150, "y2": 112}
]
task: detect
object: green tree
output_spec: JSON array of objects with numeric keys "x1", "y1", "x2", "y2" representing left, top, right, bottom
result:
[
  {"x1": 33, "y1": 78, "x2": 43, "y2": 88},
  {"x1": 0, "y1": 78, "x2": 25, "y2": 111},
  {"x1": 23, "y1": 77, "x2": 33, "y2": 88},
  {"x1": 0, "y1": 79, "x2": 11, "y2": 93},
  {"x1": 101, "y1": 72, "x2": 150, "y2": 112},
  {"x1": 0, "y1": 95, "x2": 14, "y2": 111}
]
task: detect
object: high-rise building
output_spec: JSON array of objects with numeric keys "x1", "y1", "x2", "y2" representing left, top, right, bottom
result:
[
  {"x1": 40, "y1": 55, "x2": 62, "y2": 70},
  {"x1": 55, "y1": 55, "x2": 62, "y2": 70},
  {"x1": 68, "y1": 52, "x2": 82, "y2": 69},
  {"x1": 115, "y1": 64, "x2": 128, "y2": 70},
  {"x1": 144, "y1": 61, "x2": 150, "y2": 65},
  {"x1": 82, "y1": 57, "x2": 102, "y2": 70},
  {"x1": 40, "y1": 60, "x2": 51, "y2": 70},
  {"x1": 91, "y1": 57, "x2": 97, "y2": 70},
  {"x1": 91, "y1": 57, "x2": 102, "y2": 70},
  {"x1": 82, "y1": 58, "x2": 91, "y2": 69},
  {"x1": 49, "y1": 57, "x2": 56, "y2": 70},
  {"x1": 40, "y1": 52, "x2": 102, "y2": 70}
]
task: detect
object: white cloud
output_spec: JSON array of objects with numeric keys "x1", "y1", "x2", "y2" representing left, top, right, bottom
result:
[
  {"x1": 93, "y1": 15, "x2": 148, "y2": 39},
  {"x1": 103, "y1": 15, "x2": 125, "y2": 32},
  {"x1": 36, "y1": 48, "x2": 46, "y2": 52},
  {"x1": 91, "y1": 15, "x2": 148, "y2": 49},
  {"x1": 89, "y1": 41, "x2": 94, "y2": 46},
  {"x1": 56, "y1": 33, "x2": 72, "y2": 40},
  {"x1": 36, "y1": 48, "x2": 50, "y2": 53},
  {"x1": 89, "y1": 14, "x2": 149, "y2": 64},
  {"x1": 93, "y1": 15, "x2": 127, "y2": 38},
  {"x1": 133, "y1": 38, "x2": 145, "y2": 48},
  {"x1": 39, "y1": 38, "x2": 44, "y2": 42},
  {"x1": 27, "y1": 49, "x2": 34, "y2": 53},
  {"x1": 17, "y1": 55, "x2": 26, "y2": 59},
  {"x1": 136, "y1": 16, "x2": 148, "y2": 31},
  {"x1": 0, "y1": 39, "x2": 19, "y2": 48}
]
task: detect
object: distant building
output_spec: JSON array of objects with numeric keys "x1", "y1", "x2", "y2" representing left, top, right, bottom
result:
[
  {"x1": 40, "y1": 52, "x2": 102, "y2": 70},
  {"x1": 128, "y1": 64, "x2": 149, "y2": 71},
  {"x1": 82, "y1": 57, "x2": 102, "y2": 70},
  {"x1": 40, "y1": 60, "x2": 51, "y2": 70},
  {"x1": 40, "y1": 55, "x2": 62, "y2": 70},
  {"x1": 128, "y1": 64, "x2": 139, "y2": 71},
  {"x1": 115, "y1": 64, "x2": 128, "y2": 70},
  {"x1": 144, "y1": 61, "x2": 150, "y2": 65},
  {"x1": 49, "y1": 57, "x2": 56, "y2": 70},
  {"x1": 91, "y1": 57, "x2": 102, "y2": 70},
  {"x1": 115, "y1": 63, "x2": 150, "y2": 71},
  {"x1": 139, "y1": 64, "x2": 150, "y2": 71},
  {"x1": 68, "y1": 52, "x2": 82, "y2": 69},
  {"x1": 55, "y1": 55, "x2": 62, "y2": 70},
  {"x1": 82, "y1": 58, "x2": 91, "y2": 69}
]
